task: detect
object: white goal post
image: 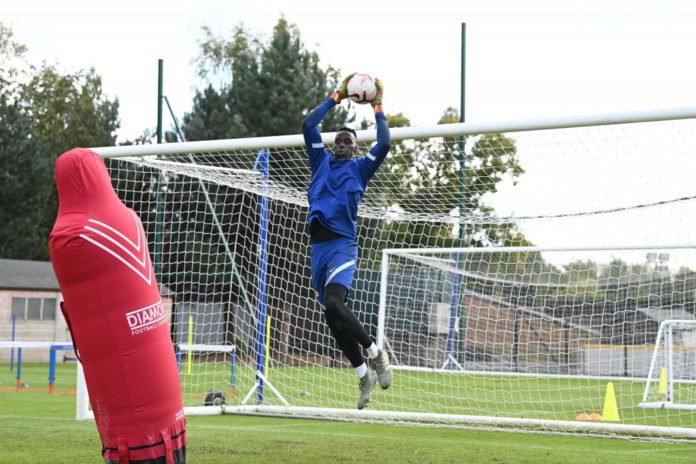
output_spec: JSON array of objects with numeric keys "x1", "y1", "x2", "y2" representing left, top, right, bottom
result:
[
  {"x1": 85, "y1": 105, "x2": 696, "y2": 441},
  {"x1": 640, "y1": 319, "x2": 696, "y2": 411}
]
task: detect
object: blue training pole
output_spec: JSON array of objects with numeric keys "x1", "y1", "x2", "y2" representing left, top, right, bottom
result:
[
  {"x1": 253, "y1": 149, "x2": 270, "y2": 404},
  {"x1": 49, "y1": 348, "x2": 56, "y2": 394}
]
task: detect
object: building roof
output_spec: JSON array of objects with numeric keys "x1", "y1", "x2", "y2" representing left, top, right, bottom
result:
[
  {"x1": 0, "y1": 259, "x2": 60, "y2": 291},
  {"x1": 0, "y1": 258, "x2": 175, "y2": 295}
]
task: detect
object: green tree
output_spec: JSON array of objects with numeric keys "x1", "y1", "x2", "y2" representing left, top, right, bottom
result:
[
  {"x1": 0, "y1": 23, "x2": 44, "y2": 259},
  {"x1": 385, "y1": 113, "x2": 411, "y2": 128},
  {"x1": 674, "y1": 267, "x2": 696, "y2": 305},
  {"x1": 599, "y1": 258, "x2": 632, "y2": 282},
  {"x1": 182, "y1": 16, "x2": 352, "y2": 141},
  {"x1": 0, "y1": 23, "x2": 120, "y2": 260},
  {"x1": 0, "y1": 22, "x2": 27, "y2": 95},
  {"x1": 562, "y1": 260, "x2": 599, "y2": 284},
  {"x1": 178, "y1": 84, "x2": 239, "y2": 140},
  {"x1": 376, "y1": 107, "x2": 528, "y2": 250},
  {"x1": 22, "y1": 66, "x2": 119, "y2": 260},
  {"x1": 0, "y1": 85, "x2": 50, "y2": 259},
  {"x1": 24, "y1": 65, "x2": 119, "y2": 153}
]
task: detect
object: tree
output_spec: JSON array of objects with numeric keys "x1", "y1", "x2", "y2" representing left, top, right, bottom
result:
[
  {"x1": 0, "y1": 22, "x2": 27, "y2": 95},
  {"x1": 374, "y1": 107, "x2": 528, "y2": 250},
  {"x1": 385, "y1": 113, "x2": 411, "y2": 128},
  {"x1": 24, "y1": 65, "x2": 119, "y2": 152},
  {"x1": 562, "y1": 260, "x2": 599, "y2": 284},
  {"x1": 0, "y1": 85, "x2": 51, "y2": 259},
  {"x1": 24, "y1": 65, "x2": 119, "y2": 261},
  {"x1": 0, "y1": 23, "x2": 120, "y2": 260},
  {"x1": 182, "y1": 16, "x2": 353, "y2": 141},
  {"x1": 674, "y1": 267, "x2": 696, "y2": 306},
  {"x1": 0, "y1": 23, "x2": 45, "y2": 259},
  {"x1": 178, "y1": 84, "x2": 240, "y2": 140},
  {"x1": 599, "y1": 258, "x2": 632, "y2": 282}
]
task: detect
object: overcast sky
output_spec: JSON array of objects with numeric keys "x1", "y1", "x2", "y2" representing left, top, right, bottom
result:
[{"x1": 4, "y1": 0, "x2": 696, "y2": 141}]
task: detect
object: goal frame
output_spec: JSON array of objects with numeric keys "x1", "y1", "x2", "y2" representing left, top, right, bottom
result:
[
  {"x1": 378, "y1": 245, "x2": 696, "y2": 440},
  {"x1": 640, "y1": 319, "x2": 696, "y2": 411},
  {"x1": 379, "y1": 244, "x2": 696, "y2": 372}
]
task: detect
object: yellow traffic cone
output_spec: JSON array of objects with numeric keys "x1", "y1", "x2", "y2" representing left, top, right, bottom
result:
[
  {"x1": 658, "y1": 367, "x2": 668, "y2": 397},
  {"x1": 602, "y1": 382, "x2": 620, "y2": 421}
]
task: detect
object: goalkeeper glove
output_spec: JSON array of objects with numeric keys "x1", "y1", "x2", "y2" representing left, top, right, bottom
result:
[
  {"x1": 371, "y1": 78, "x2": 384, "y2": 111},
  {"x1": 331, "y1": 73, "x2": 356, "y2": 103}
]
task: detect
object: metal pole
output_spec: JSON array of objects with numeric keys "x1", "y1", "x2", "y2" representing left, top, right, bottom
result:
[
  {"x1": 454, "y1": 22, "x2": 468, "y2": 365},
  {"x1": 460, "y1": 23, "x2": 467, "y2": 126},
  {"x1": 157, "y1": 59, "x2": 163, "y2": 144},
  {"x1": 154, "y1": 59, "x2": 164, "y2": 278},
  {"x1": 254, "y1": 149, "x2": 270, "y2": 404}
]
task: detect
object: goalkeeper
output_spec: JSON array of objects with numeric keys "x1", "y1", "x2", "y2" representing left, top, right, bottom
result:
[{"x1": 301, "y1": 74, "x2": 392, "y2": 409}]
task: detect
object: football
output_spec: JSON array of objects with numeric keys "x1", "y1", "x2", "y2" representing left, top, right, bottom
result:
[{"x1": 347, "y1": 73, "x2": 377, "y2": 104}]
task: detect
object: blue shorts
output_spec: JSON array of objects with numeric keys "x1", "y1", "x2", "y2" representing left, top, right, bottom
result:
[{"x1": 310, "y1": 237, "x2": 358, "y2": 305}]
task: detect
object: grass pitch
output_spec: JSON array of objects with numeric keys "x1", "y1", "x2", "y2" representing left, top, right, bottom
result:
[{"x1": 1, "y1": 362, "x2": 695, "y2": 463}]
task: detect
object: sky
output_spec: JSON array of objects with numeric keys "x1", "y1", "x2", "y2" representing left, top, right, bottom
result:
[
  {"x1": 4, "y1": 0, "x2": 696, "y2": 140},
  {"x1": 4, "y1": 0, "x2": 696, "y2": 268}
]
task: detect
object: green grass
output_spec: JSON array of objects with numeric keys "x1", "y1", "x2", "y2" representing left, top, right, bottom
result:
[{"x1": 1, "y1": 363, "x2": 695, "y2": 463}]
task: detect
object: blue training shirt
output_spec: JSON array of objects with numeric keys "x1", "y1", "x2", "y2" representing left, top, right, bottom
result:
[{"x1": 302, "y1": 98, "x2": 391, "y2": 240}]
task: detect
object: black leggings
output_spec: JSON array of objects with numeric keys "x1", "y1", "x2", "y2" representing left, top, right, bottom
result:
[{"x1": 323, "y1": 283, "x2": 373, "y2": 368}]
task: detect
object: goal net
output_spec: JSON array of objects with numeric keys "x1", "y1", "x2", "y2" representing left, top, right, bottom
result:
[{"x1": 85, "y1": 107, "x2": 696, "y2": 440}]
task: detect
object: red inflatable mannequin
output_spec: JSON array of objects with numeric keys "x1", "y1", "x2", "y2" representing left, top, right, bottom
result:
[{"x1": 49, "y1": 148, "x2": 186, "y2": 464}]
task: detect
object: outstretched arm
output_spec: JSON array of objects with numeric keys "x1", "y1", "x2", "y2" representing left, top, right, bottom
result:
[
  {"x1": 360, "y1": 79, "x2": 391, "y2": 184},
  {"x1": 302, "y1": 74, "x2": 356, "y2": 172},
  {"x1": 302, "y1": 99, "x2": 335, "y2": 172}
]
